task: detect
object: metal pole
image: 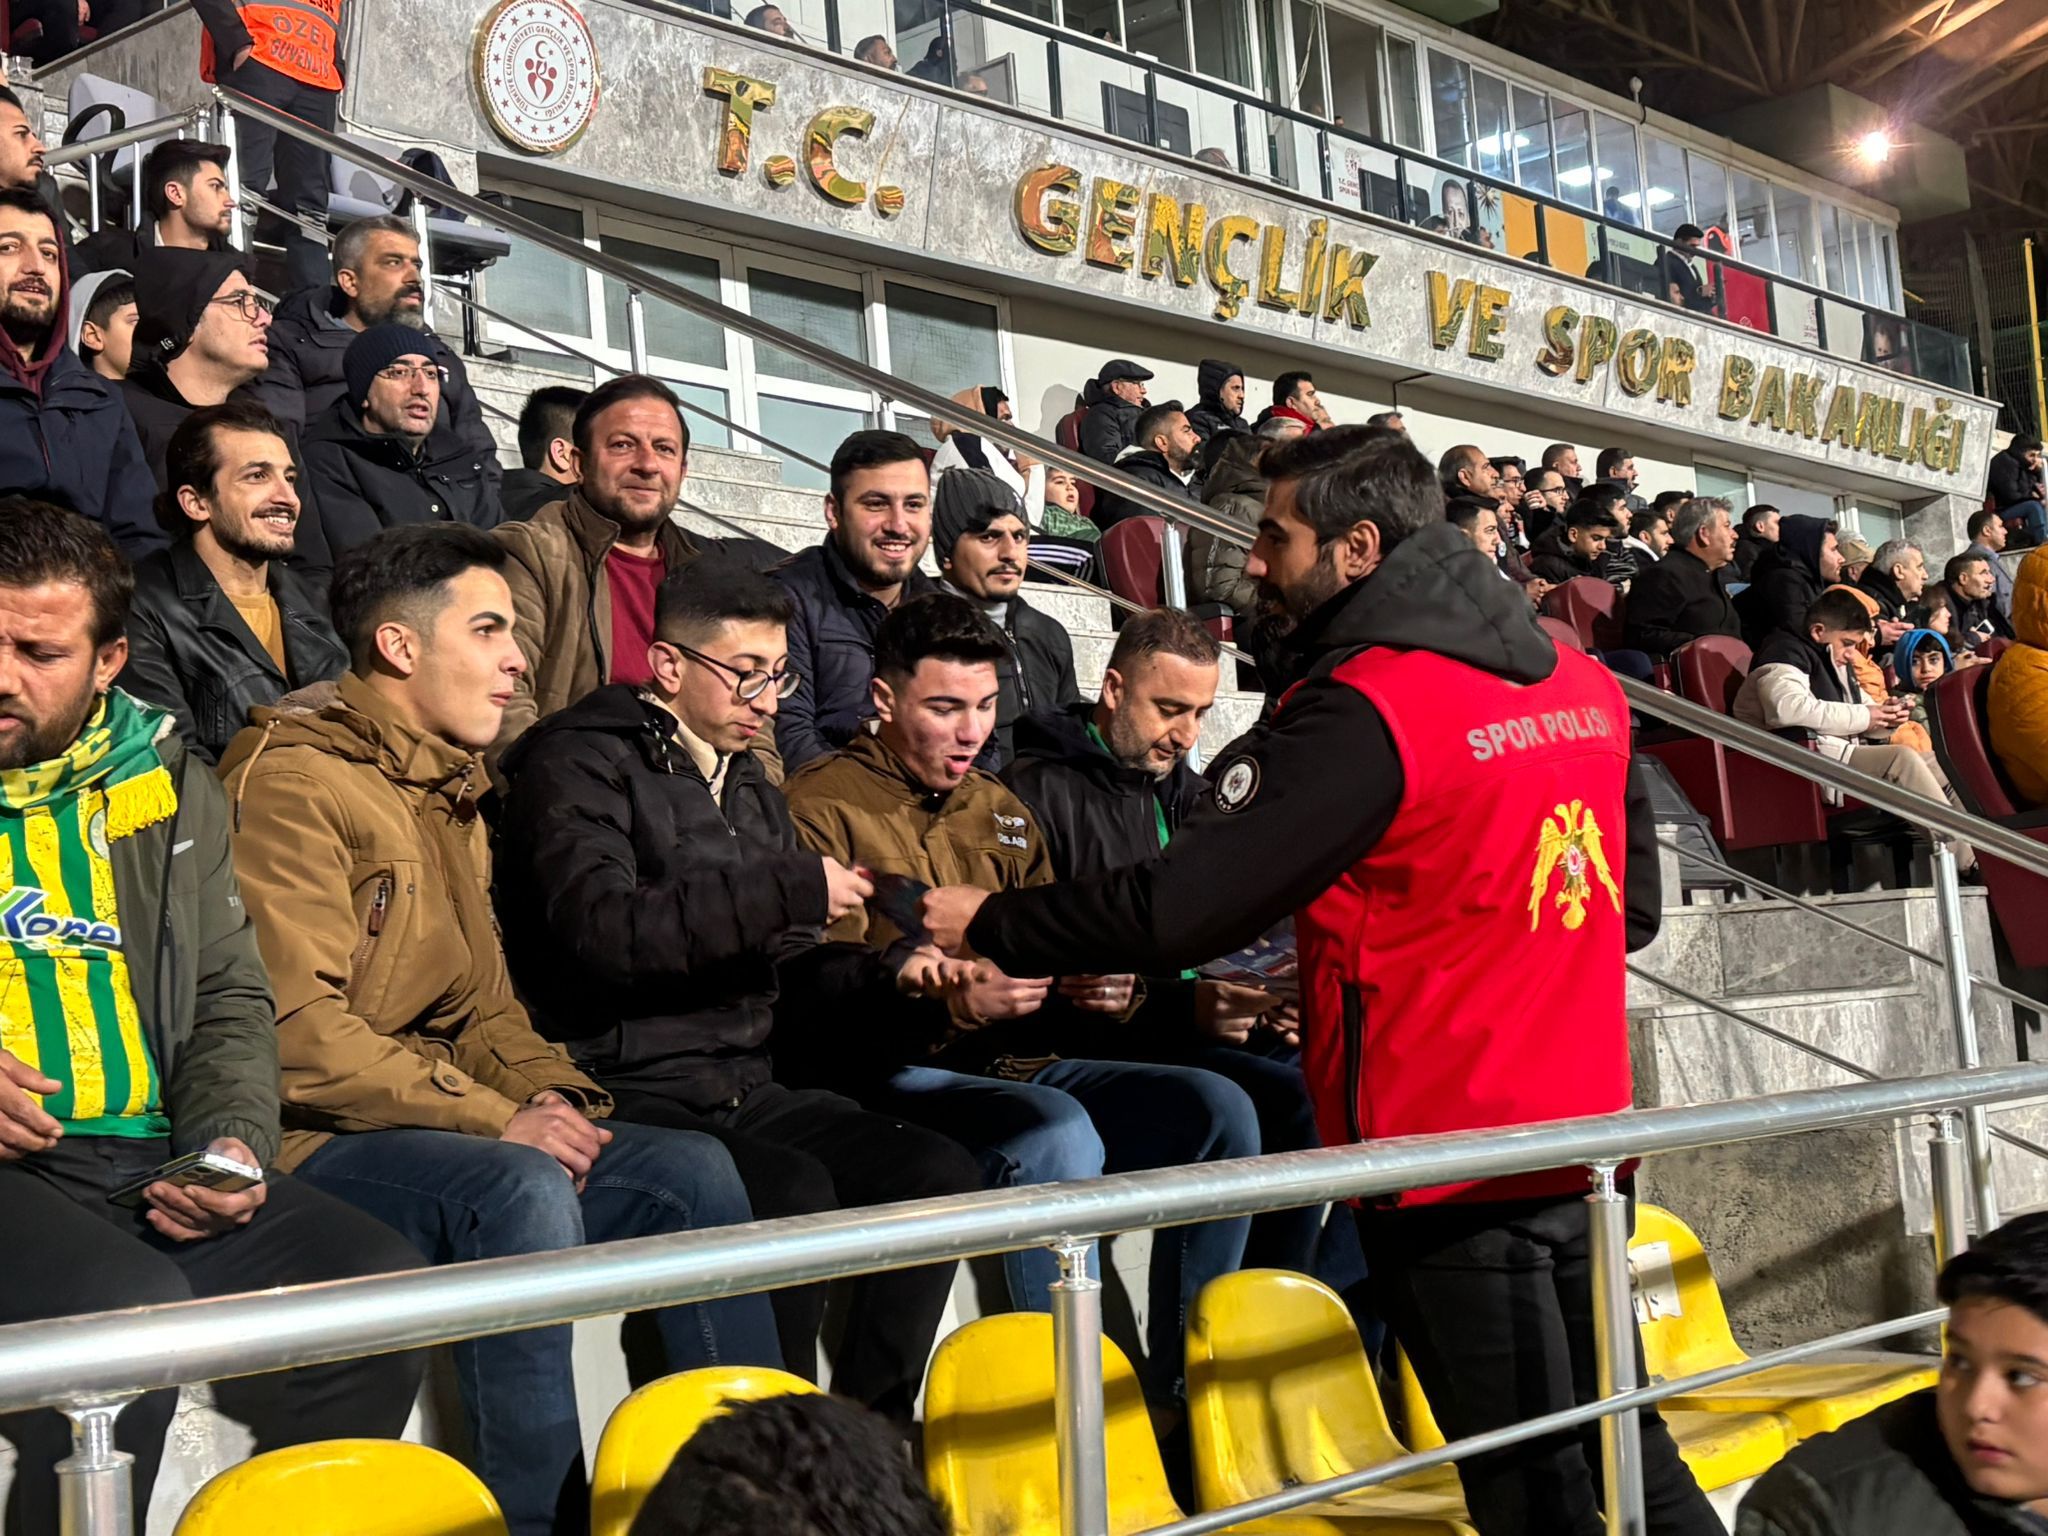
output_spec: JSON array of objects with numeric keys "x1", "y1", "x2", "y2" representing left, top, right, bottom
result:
[
  {"x1": 128, "y1": 143, "x2": 142, "y2": 233},
  {"x1": 1587, "y1": 1164, "x2": 1645, "y2": 1536},
  {"x1": 216, "y1": 103, "x2": 246, "y2": 253},
  {"x1": 1934, "y1": 843, "x2": 2000, "y2": 1233},
  {"x1": 411, "y1": 199, "x2": 436, "y2": 325},
  {"x1": 56, "y1": 1399, "x2": 136, "y2": 1536},
  {"x1": 1929, "y1": 1111, "x2": 1971, "y2": 1264},
  {"x1": 626, "y1": 290, "x2": 650, "y2": 376},
  {"x1": 1157, "y1": 521, "x2": 1204, "y2": 770},
  {"x1": 86, "y1": 153, "x2": 102, "y2": 234},
  {"x1": 2026, "y1": 237, "x2": 2047, "y2": 438},
  {"x1": 1050, "y1": 1239, "x2": 1108, "y2": 1536}
]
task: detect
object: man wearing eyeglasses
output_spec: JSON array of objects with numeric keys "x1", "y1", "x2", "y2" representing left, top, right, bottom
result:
[
  {"x1": 492, "y1": 551, "x2": 983, "y2": 1427},
  {"x1": 299, "y1": 323, "x2": 502, "y2": 576},
  {"x1": 121, "y1": 249, "x2": 274, "y2": 483}
]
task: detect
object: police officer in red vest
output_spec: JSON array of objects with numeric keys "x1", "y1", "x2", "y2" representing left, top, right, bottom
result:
[
  {"x1": 920, "y1": 425, "x2": 1720, "y2": 1536},
  {"x1": 194, "y1": 0, "x2": 341, "y2": 290}
]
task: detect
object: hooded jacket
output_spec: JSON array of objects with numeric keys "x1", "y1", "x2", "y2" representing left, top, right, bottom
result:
[
  {"x1": 1622, "y1": 548, "x2": 1741, "y2": 657},
  {"x1": 1989, "y1": 545, "x2": 2048, "y2": 806},
  {"x1": 300, "y1": 396, "x2": 502, "y2": 562},
  {"x1": 966, "y1": 521, "x2": 1659, "y2": 1202},
  {"x1": 1738, "y1": 514, "x2": 1835, "y2": 647},
  {"x1": 1736, "y1": 1391, "x2": 2042, "y2": 1536},
  {"x1": 1188, "y1": 431, "x2": 1263, "y2": 615},
  {"x1": 252, "y1": 284, "x2": 500, "y2": 497},
  {"x1": 493, "y1": 684, "x2": 920, "y2": 1109},
  {"x1": 771, "y1": 537, "x2": 938, "y2": 771},
  {"x1": 1093, "y1": 446, "x2": 1194, "y2": 530},
  {"x1": 1733, "y1": 525, "x2": 1773, "y2": 583},
  {"x1": 1185, "y1": 359, "x2": 1247, "y2": 443},
  {"x1": 118, "y1": 540, "x2": 349, "y2": 763},
  {"x1": 0, "y1": 226, "x2": 161, "y2": 556},
  {"x1": 1987, "y1": 445, "x2": 2044, "y2": 512},
  {"x1": 1526, "y1": 522, "x2": 1603, "y2": 585},
  {"x1": 218, "y1": 672, "x2": 607, "y2": 1171},
  {"x1": 1077, "y1": 376, "x2": 1141, "y2": 466}
]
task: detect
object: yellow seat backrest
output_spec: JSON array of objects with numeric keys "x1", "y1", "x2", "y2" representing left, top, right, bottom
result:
[
  {"x1": 1188, "y1": 1269, "x2": 1411, "y2": 1511},
  {"x1": 924, "y1": 1313, "x2": 1182, "y2": 1536},
  {"x1": 1631, "y1": 1204, "x2": 1746, "y2": 1381},
  {"x1": 174, "y1": 1440, "x2": 506, "y2": 1536},
  {"x1": 590, "y1": 1365, "x2": 821, "y2": 1536},
  {"x1": 1395, "y1": 1347, "x2": 1446, "y2": 1452}
]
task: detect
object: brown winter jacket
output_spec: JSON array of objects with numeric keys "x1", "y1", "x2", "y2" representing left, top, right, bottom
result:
[
  {"x1": 1188, "y1": 433, "x2": 1264, "y2": 616},
  {"x1": 219, "y1": 672, "x2": 609, "y2": 1170}
]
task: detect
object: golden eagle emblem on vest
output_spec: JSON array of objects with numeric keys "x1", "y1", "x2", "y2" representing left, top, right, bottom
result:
[{"x1": 1528, "y1": 800, "x2": 1621, "y2": 931}]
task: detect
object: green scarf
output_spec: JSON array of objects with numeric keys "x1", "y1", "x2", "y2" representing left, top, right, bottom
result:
[{"x1": 0, "y1": 689, "x2": 179, "y2": 833}]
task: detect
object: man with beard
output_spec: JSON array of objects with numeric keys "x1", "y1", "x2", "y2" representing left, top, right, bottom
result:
[
  {"x1": 774, "y1": 429, "x2": 936, "y2": 770},
  {"x1": 933, "y1": 469, "x2": 1078, "y2": 768},
  {"x1": 0, "y1": 187, "x2": 162, "y2": 557},
  {"x1": 256, "y1": 215, "x2": 499, "y2": 496},
  {"x1": 118, "y1": 402, "x2": 347, "y2": 761},
  {"x1": 1092, "y1": 402, "x2": 1202, "y2": 528},
  {"x1": 493, "y1": 374, "x2": 767, "y2": 780},
  {"x1": 0, "y1": 499, "x2": 424, "y2": 1536},
  {"x1": 301, "y1": 324, "x2": 501, "y2": 564},
  {"x1": 919, "y1": 427, "x2": 1713, "y2": 1536},
  {"x1": 0, "y1": 89, "x2": 48, "y2": 196},
  {"x1": 1185, "y1": 358, "x2": 1247, "y2": 444},
  {"x1": 73, "y1": 140, "x2": 236, "y2": 279},
  {"x1": 121, "y1": 249, "x2": 274, "y2": 484}
]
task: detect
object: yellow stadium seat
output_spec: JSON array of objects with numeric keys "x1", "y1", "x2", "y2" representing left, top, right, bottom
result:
[
  {"x1": 1186, "y1": 1270, "x2": 1475, "y2": 1534},
  {"x1": 1631, "y1": 1204, "x2": 1936, "y2": 1439},
  {"x1": 174, "y1": 1440, "x2": 505, "y2": 1536},
  {"x1": 1394, "y1": 1343, "x2": 1793, "y2": 1493},
  {"x1": 590, "y1": 1365, "x2": 820, "y2": 1536}
]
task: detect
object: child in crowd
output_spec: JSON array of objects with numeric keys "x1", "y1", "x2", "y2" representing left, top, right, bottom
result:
[{"x1": 1892, "y1": 628, "x2": 1954, "y2": 736}]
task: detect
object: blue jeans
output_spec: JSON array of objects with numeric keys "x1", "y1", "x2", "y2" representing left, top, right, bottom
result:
[
  {"x1": 296, "y1": 1121, "x2": 781, "y2": 1536},
  {"x1": 2005, "y1": 500, "x2": 2048, "y2": 546},
  {"x1": 866, "y1": 1059, "x2": 1256, "y2": 1401}
]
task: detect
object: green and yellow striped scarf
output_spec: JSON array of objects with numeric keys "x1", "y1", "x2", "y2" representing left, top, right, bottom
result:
[{"x1": 0, "y1": 690, "x2": 178, "y2": 1135}]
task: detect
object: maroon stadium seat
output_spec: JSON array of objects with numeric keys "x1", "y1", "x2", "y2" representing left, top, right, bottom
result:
[
  {"x1": 1926, "y1": 662, "x2": 2048, "y2": 967},
  {"x1": 1098, "y1": 516, "x2": 1235, "y2": 646},
  {"x1": 1055, "y1": 406, "x2": 1097, "y2": 526},
  {"x1": 1537, "y1": 615, "x2": 1584, "y2": 652},
  {"x1": 1542, "y1": 577, "x2": 1625, "y2": 652}
]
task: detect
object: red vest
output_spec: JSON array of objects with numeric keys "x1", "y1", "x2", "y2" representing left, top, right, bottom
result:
[{"x1": 1293, "y1": 644, "x2": 1634, "y2": 1206}]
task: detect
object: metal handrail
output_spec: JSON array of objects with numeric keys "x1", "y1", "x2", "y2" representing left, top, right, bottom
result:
[
  {"x1": 0, "y1": 1060, "x2": 2037, "y2": 1414},
  {"x1": 41, "y1": 108, "x2": 210, "y2": 170}
]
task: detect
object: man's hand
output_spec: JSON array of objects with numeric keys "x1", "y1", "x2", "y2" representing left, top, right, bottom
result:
[
  {"x1": 1261, "y1": 998, "x2": 1302, "y2": 1048},
  {"x1": 0, "y1": 1047, "x2": 61, "y2": 1161},
  {"x1": 1525, "y1": 578, "x2": 1555, "y2": 606},
  {"x1": 1878, "y1": 618, "x2": 1911, "y2": 645},
  {"x1": 502, "y1": 1090, "x2": 611, "y2": 1180},
  {"x1": 1057, "y1": 975, "x2": 1137, "y2": 1015},
  {"x1": 1870, "y1": 699, "x2": 1913, "y2": 733},
  {"x1": 821, "y1": 857, "x2": 874, "y2": 923},
  {"x1": 144, "y1": 1137, "x2": 267, "y2": 1242},
  {"x1": 921, "y1": 886, "x2": 991, "y2": 957},
  {"x1": 897, "y1": 945, "x2": 975, "y2": 998},
  {"x1": 1194, "y1": 981, "x2": 1279, "y2": 1044},
  {"x1": 959, "y1": 962, "x2": 1051, "y2": 1023}
]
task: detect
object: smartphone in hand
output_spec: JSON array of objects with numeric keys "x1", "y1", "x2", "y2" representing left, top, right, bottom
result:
[{"x1": 107, "y1": 1149, "x2": 263, "y2": 1209}]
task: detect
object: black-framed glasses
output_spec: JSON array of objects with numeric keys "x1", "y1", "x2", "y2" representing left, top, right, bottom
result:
[
  {"x1": 209, "y1": 291, "x2": 273, "y2": 323},
  {"x1": 670, "y1": 643, "x2": 801, "y2": 702}
]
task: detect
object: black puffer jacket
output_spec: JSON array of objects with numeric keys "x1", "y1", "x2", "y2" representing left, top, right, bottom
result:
[
  {"x1": 977, "y1": 589, "x2": 1081, "y2": 769},
  {"x1": 1093, "y1": 449, "x2": 1194, "y2": 529},
  {"x1": 1185, "y1": 358, "x2": 1247, "y2": 443},
  {"x1": 772, "y1": 538, "x2": 938, "y2": 771},
  {"x1": 494, "y1": 684, "x2": 910, "y2": 1108},
  {"x1": 1623, "y1": 548, "x2": 1741, "y2": 657},
  {"x1": 300, "y1": 398, "x2": 502, "y2": 570},
  {"x1": 1526, "y1": 524, "x2": 1602, "y2": 585},
  {"x1": 1738, "y1": 514, "x2": 1834, "y2": 646},
  {"x1": 1078, "y1": 377, "x2": 1141, "y2": 465},
  {"x1": 252, "y1": 285, "x2": 501, "y2": 495},
  {"x1": 0, "y1": 348, "x2": 163, "y2": 558},
  {"x1": 117, "y1": 541, "x2": 349, "y2": 763},
  {"x1": 1002, "y1": 701, "x2": 1205, "y2": 880}
]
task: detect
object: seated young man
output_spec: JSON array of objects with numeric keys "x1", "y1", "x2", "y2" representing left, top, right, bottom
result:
[
  {"x1": 217, "y1": 525, "x2": 780, "y2": 1536},
  {"x1": 0, "y1": 499, "x2": 423, "y2": 1535},
  {"x1": 1738, "y1": 1211, "x2": 2048, "y2": 1534},
  {"x1": 492, "y1": 555, "x2": 982, "y2": 1422},
  {"x1": 782, "y1": 592, "x2": 1257, "y2": 1407}
]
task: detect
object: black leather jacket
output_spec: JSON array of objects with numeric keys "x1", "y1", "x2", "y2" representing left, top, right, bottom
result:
[{"x1": 116, "y1": 541, "x2": 350, "y2": 762}]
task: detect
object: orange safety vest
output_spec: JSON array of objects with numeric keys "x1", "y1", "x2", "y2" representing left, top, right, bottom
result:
[{"x1": 201, "y1": 0, "x2": 343, "y2": 92}]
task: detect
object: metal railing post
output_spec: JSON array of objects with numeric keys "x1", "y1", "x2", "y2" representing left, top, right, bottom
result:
[
  {"x1": 410, "y1": 199, "x2": 435, "y2": 324},
  {"x1": 1930, "y1": 1111, "x2": 1971, "y2": 1264},
  {"x1": 626, "y1": 290, "x2": 650, "y2": 376},
  {"x1": 1587, "y1": 1164, "x2": 1645, "y2": 1536},
  {"x1": 1050, "y1": 1238, "x2": 1108, "y2": 1536},
  {"x1": 1934, "y1": 843, "x2": 2000, "y2": 1233},
  {"x1": 215, "y1": 103, "x2": 246, "y2": 253},
  {"x1": 1157, "y1": 521, "x2": 1204, "y2": 770},
  {"x1": 56, "y1": 1398, "x2": 137, "y2": 1536},
  {"x1": 86, "y1": 153, "x2": 102, "y2": 234}
]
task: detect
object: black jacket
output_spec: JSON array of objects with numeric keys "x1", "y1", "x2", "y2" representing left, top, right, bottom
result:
[
  {"x1": 1623, "y1": 548, "x2": 1741, "y2": 658},
  {"x1": 300, "y1": 398, "x2": 503, "y2": 574},
  {"x1": 1093, "y1": 449, "x2": 1194, "y2": 529},
  {"x1": 495, "y1": 684, "x2": 915, "y2": 1109},
  {"x1": 0, "y1": 347, "x2": 163, "y2": 557},
  {"x1": 500, "y1": 466, "x2": 569, "y2": 522},
  {"x1": 252, "y1": 285, "x2": 500, "y2": 497},
  {"x1": 1733, "y1": 527, "x2": 1773, "y2": 583},
  {"x1": 967, "y1": 521, "x2": 1662, "y2": 976},
  {"x1": 1858, "y1": 564, "x2": 1911, "y2": 625},
  {"x1": 71, "y1": 223, "x2": 229, "y2": 281},
  {"x1": 772, "y1": 538, "x2": 938, "y2": 771},
  {"x1": 117, "y1": 541, "x2": 349, "y2": 762},
  {"x1": 1750, "y1": 628, "x2": 1856, "y2": 737},
  {"x1": 1078, "y1": 377, "x2": 1141, "y2": 465},
  {"x1": 975, "y1": 590, "x2": 1082, "y2": 769},
  {"x1": 1737, "y1": 1392, "x2": 2039, "y2": 1536},
  {"x1": 1526, "y1": 524, "x2": 1602, "y2": 585},
  {"x1": 1002, "y1": 701, "x2": 1205, "y2": 881},
  {"x1": 1955, "y1": 591, "x2": 2016, "y2": 647},
  {"x1": 1738, "y1": 514, "x2": 1835, "y2": 647},
  {"x1": 1987, "y1": 446, "x2": 2044, "y2": 512},
  {"x1": 1185, "y1": 360, "x2": 1247, "y2": 443}
]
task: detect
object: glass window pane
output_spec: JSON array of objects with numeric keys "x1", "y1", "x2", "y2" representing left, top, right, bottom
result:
[
  {"x1": 490, "y1": 198, "x2": 591, "y2": 340},
  {"x1": 1427, "y1": 50, "x2": 1473, "y2": 167},
  {"x1": 1640, "y1": 136, "x2": 1687, "y2": 236},
  {"x1": 1553, "y1": 105, "x2": 1594, "y2": 210},
  {"x1": 1688, "y1": 154, "x2": 1728, "y2": 241},
  {"x1": 756, "y1": 398, "x2": 872, "y2": 492},
  {"x1": 1858, "y1": 218, "x2": 1890, "y2": 310},
  {"x1": 748, "y1": 268, "x2": 867, "y2": 388},
  {"x1": 1191, "y1": 0, "x2": 1253, "y2": 86},
  {"x1": 883, "y1": 283, "x2": 1000, "y2": 402},
  {"x1": 1384, "y1": 34, "x2": 1423, "y2": 149},
  {"x1": 1510, "y1": 87, "x2": 1552, "y2": 195},
  {"x1": 600, "y1": 239, "x2": 725, "y2": 370},
  {"x1": 1772, "y1": 186, "x2": 1814, "y2": 286},
  {"x1": 1471, "y1": 70, "x2": 1510, "y2": 182},
  {"x1": 1695, "y1": 462, "x2": 1750, "y2": 513},
  {"x1": 674, "y1": 385, "x2": 730, "y2": 453},
  {"x1": 1879, "y1": 232, "x2": 1898, "y2": 309},
  {"x1": 1593, "y1": 111, "x2": 1640, "y2": 226},
  {"x1": 1818, "y1": 204, "x2": 1850, "y2": 297},
  {"x1": 1730, "y1": 169, "x2": 1775, "y2": 272},
  {"x1": 1126, "y1": 0, "x2": 1191, "y2": 71},
  {"x1": 1287, "y1": 0, "x2": 1326, "y2": 118}
]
